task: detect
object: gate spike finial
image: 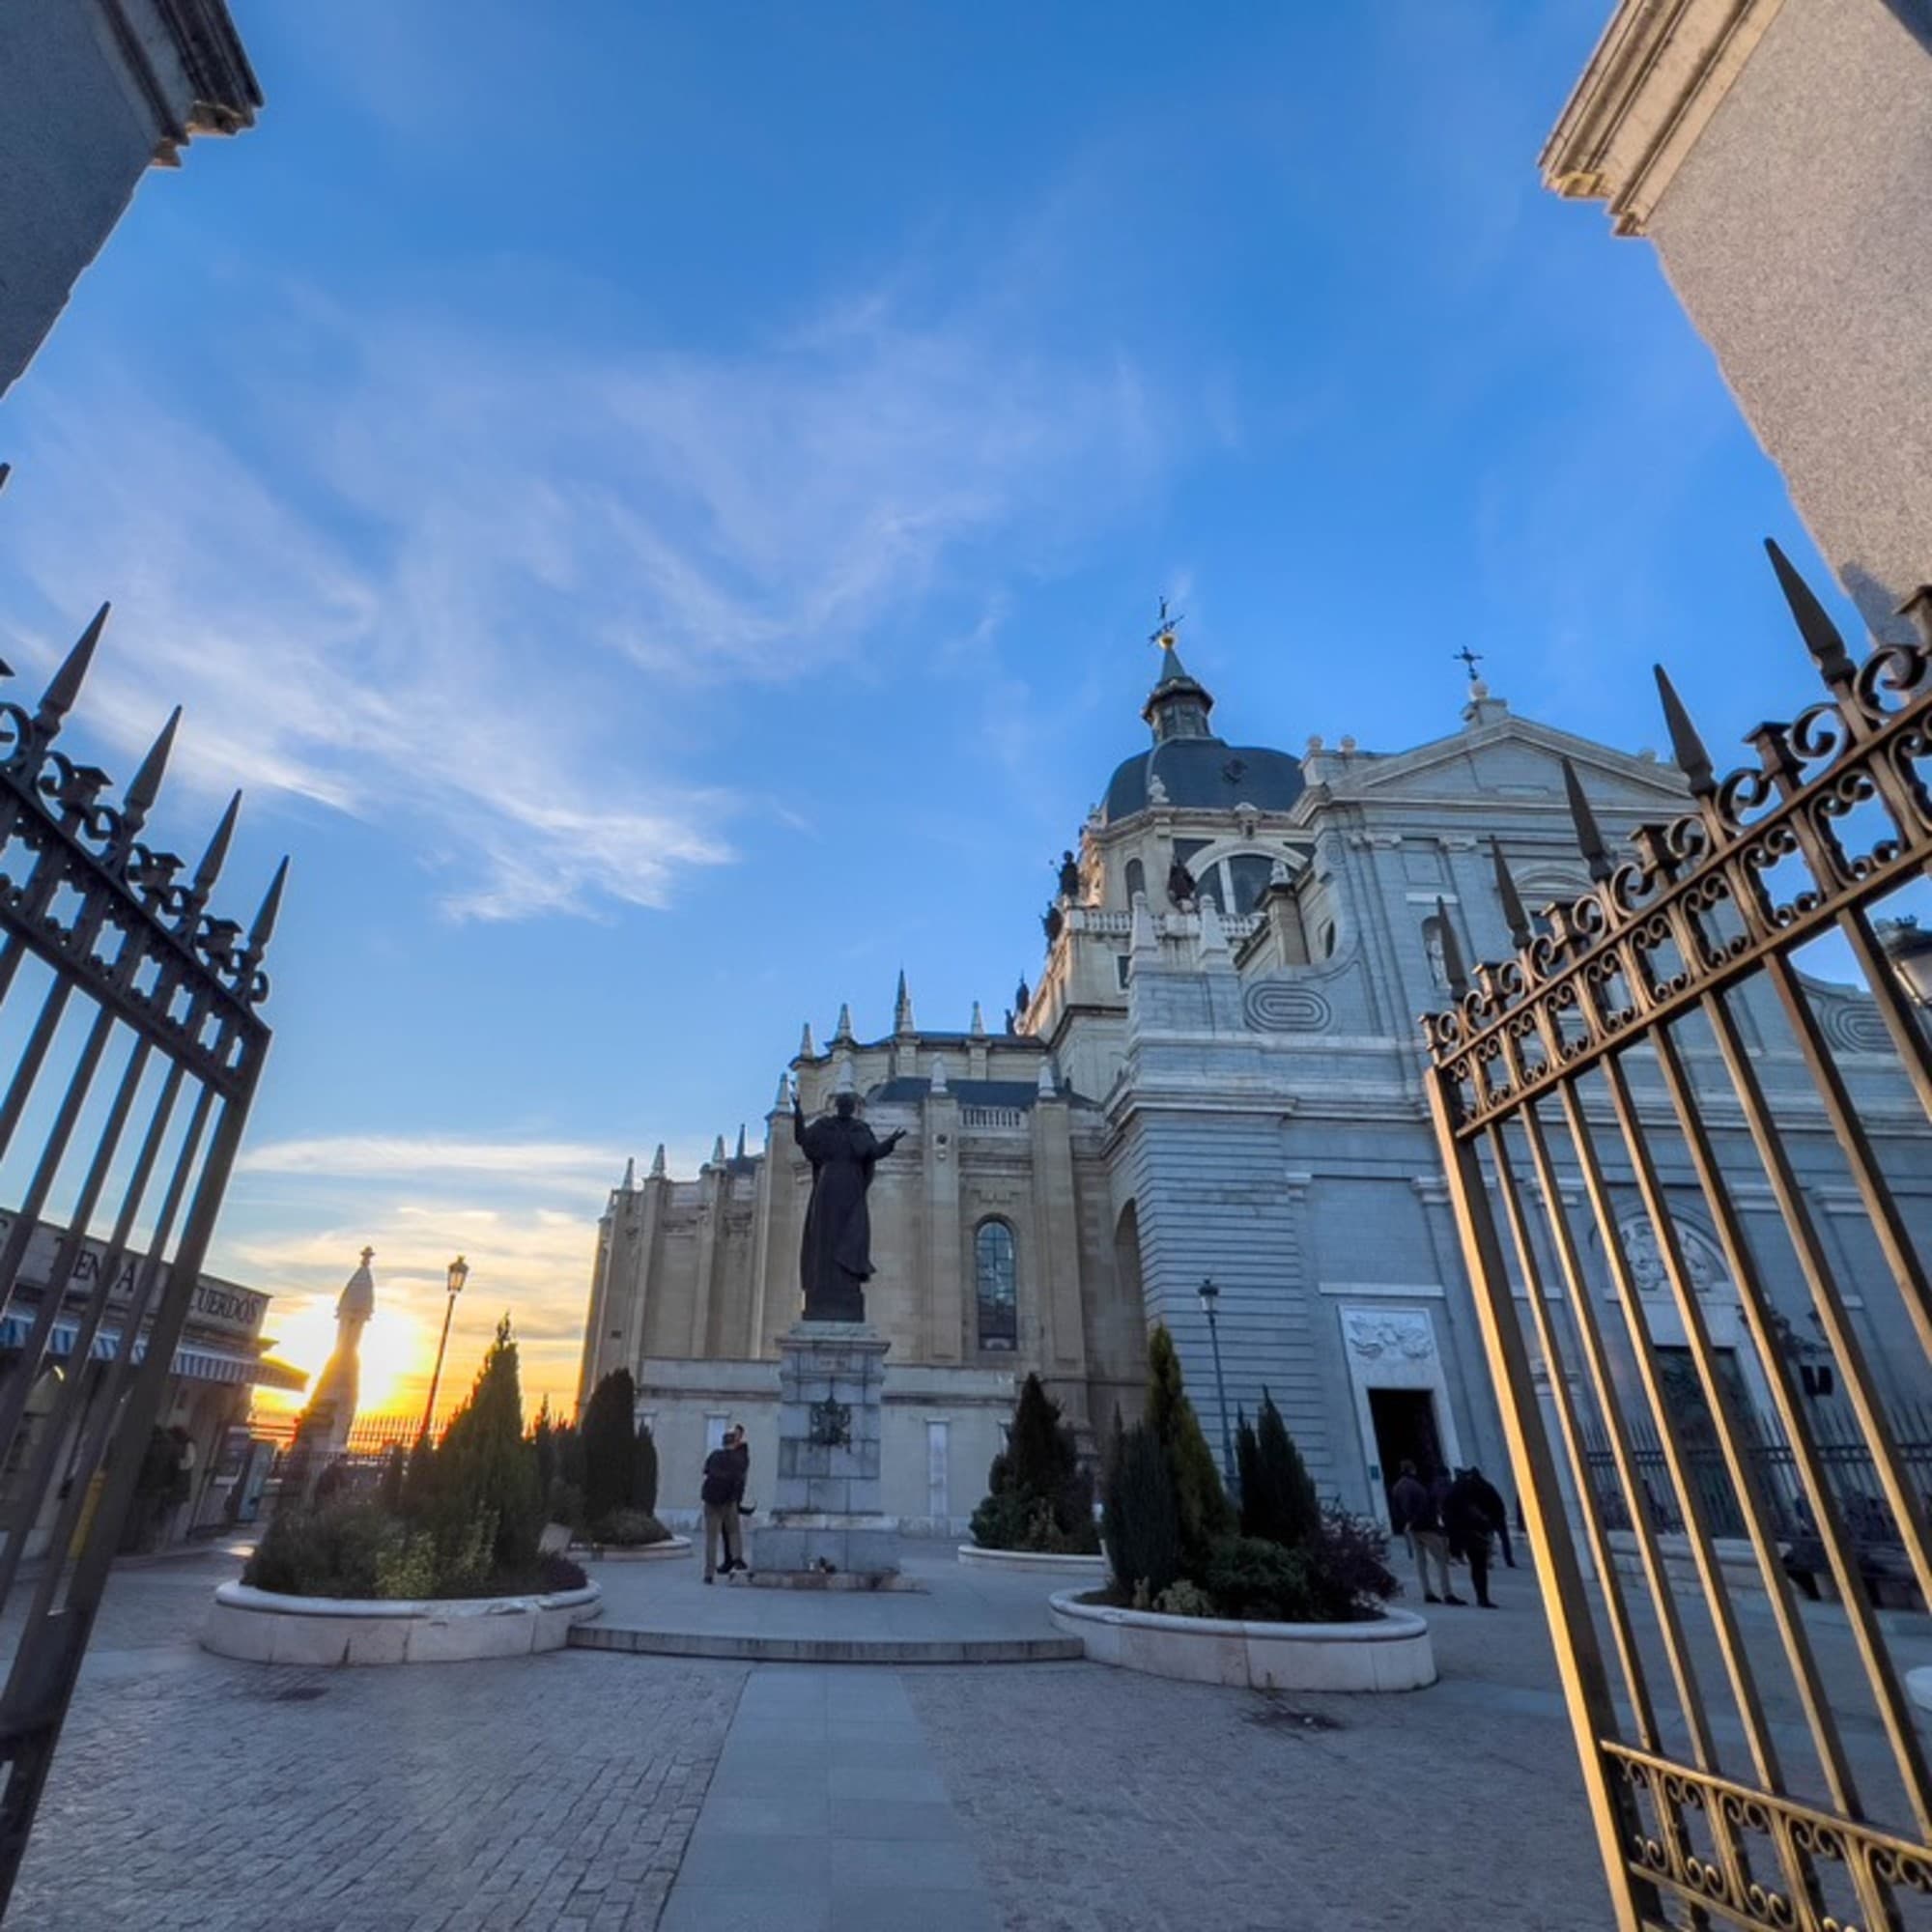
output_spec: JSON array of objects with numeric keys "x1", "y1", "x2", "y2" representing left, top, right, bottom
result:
[
  {"x1": 247, "y1": 856, "x2": 290, "y2": 950},
  {"x1": 193, "y1": 791, "x2": 242, "y2": 895},
  {"x1": 1435, "y1": 896, "x2": 1470, "y2": 1000},
  {"x1": 1653, "y1": 667, "x2": 1715, "y2": 797},
  {"x1": 124, "y1": 706, "x2": 183, "y2": 818},
  {"x1": 1560, "y1": 758, "x2": 1615, "y2": 883},
  {"x1": 1491, "y1": 839, "x2": 1532, "y2": 950},
  {"x1": 1764, "y1": 537, "x2": 1855, "y2": 684},
  {"x1": 0, "y1": 463, "x2": 11, "y2": 496},
  {"x1": 35, "y1": 604, "x2": 109, "y2": 735}
]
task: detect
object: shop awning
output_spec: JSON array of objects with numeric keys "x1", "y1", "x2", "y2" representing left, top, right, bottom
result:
[{"x1": 0, "y1": 1315, "x2": 307, "y2": 1391}]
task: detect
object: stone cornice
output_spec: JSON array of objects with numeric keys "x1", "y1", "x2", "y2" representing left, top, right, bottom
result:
[
  {"x1": 95, "y1": 0, "x2": 262, "y2": 161},
  {"x1": 1541, "y1": 0, "x2": 1786, "y2": 237}
]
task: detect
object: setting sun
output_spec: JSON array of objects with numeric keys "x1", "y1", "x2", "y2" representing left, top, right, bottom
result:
[{"x1": 253, "y1": 1299, "x2": 430, "y2": 1419}]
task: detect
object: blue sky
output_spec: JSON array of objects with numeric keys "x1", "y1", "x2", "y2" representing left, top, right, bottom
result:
[{"x1": 0, "y1": 1, "x2": 1868, "y2": 1412}]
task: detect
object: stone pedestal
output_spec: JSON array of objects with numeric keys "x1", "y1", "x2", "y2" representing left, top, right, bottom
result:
[{"x1": 750, "y1": 1321, "x2": 900, "y2": 1580}]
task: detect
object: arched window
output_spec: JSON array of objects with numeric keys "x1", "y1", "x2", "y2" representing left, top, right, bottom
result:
[
  {"x1": 975, "y1": 1220, "x2": 1017, "y2": 1350},
  {"x1": 1123, "y1": 858, "x2": 1146, "y2": 904}
]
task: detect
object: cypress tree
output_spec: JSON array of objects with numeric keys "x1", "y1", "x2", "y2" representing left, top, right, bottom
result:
[
  {"x1": 434, "y1": 1315, "x2": 543, "y2": 1577},
  {"x1": 1235, "y1": 1409, "x2": 1261, "y2": 1524},
  {"x1": 1144, "y1": 1324, "x2": 1235, "y2": 1574},
  {"x1": 1102, "y1": 1420, "x2": 1181, "y2": 1600},
  {"x1": 580, "y1": 1367, "x2": 639, "y2": 1524},
  {"x1": 1243, "y1": 1388, "x2": 1321, "y2": 1551}
]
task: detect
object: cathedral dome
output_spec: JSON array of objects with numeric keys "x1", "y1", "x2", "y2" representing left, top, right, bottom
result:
[
  {"x1": 1103, "y1": 634, "x2": 1303, "y2": 819},
  {"x1": 1103, "y1": 738, "x2": 1305, "y2": 820}
]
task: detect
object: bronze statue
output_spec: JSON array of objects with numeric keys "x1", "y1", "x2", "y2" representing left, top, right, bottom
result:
[
  {"x1": 1057, "y1": 849, "x2": 1081, "y2": 899},
  {"x1": 792, "y1": 1090, "x2": 904, "y2": 1321}
]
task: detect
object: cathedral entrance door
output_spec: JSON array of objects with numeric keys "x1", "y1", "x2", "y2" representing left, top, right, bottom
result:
[{"x1": 1367, "y1": 1387, "x2": 1444, "y2": 1520}]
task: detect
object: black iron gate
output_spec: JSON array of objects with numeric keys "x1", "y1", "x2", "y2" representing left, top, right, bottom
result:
[
  {"x1": 0, "y1": 469, "x2": 282, "y2": 1911},
  {"x1": 1424, "y1": 544, "x2": 1932, "y2": 1929}
]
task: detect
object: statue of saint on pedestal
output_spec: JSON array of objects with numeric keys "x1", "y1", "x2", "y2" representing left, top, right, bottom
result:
[{"x1": 792, "y1": 1089, "x2": 904, "y2": 1321}]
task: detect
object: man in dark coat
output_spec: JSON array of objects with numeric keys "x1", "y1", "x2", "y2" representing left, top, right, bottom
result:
[
  {"x1": 1445, "y1": 1467, "x2": 1500, "y2": 1608},
  {"x1": 1466, "y1": 1465, "x2": 1515, "y2": 1568},
  {"x1": 1390, "y1": 1460, "x2": 1461, "y2": 1606},
  {"x1": 701, "y1": 1426, "x2": 750, "y2": 1582},
  {"x1": 792, "y1": 1092, "x2": 905, "y2": 1321}
]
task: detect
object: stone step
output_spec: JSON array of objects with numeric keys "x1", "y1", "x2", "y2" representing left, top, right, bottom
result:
[{"x1": 568, "y1": 1624, "x2": 1086, "y2": 1666}]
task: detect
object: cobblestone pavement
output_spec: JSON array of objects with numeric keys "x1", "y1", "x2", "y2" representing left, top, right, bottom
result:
[
  {"x1": 14, "y1": 1550, "x2": 749, "y2": 1932},
  {"x1": 15, "y1": 1545, "x2": 1932, "y2": 1930}
]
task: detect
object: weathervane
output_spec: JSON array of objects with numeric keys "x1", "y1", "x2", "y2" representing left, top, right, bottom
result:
[
  {"x1": 1150, "y1": 595, "x2": 1184, "y2": 651},
  {"x1": 1454, "y1": 645, "x2": 1485, "y2": 684}
]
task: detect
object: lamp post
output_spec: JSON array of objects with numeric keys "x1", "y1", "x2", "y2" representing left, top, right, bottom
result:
[
  {"x1": 420, "y1": 1254, "x2": 469, "y2": 1444},
  {"x1": 1876, "y1": 917, "x2": 1932, "y2": 1009},
  {"x1": 1198, "y1": 1276, "x2": 1237, "y2": 1498}
]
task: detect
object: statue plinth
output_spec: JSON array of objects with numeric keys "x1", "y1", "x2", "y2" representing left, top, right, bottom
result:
[{"x1": 749, "y1": 1321, "x2": 899, "y2": 1580}]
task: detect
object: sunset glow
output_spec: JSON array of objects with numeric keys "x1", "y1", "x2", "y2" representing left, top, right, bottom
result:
[{"x1": 253, "y1": 1299, "x2": 432, "y2": 1419}]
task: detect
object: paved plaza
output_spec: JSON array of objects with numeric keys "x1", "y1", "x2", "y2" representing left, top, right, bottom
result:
[{"x1": 14, "y1": 1541, "x2": 1932, "y2": 1930}]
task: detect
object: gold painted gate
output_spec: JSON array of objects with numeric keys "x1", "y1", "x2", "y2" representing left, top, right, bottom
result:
[{"x1": 1423, "y1": 545, "x2": 1932, "y2": 1930}]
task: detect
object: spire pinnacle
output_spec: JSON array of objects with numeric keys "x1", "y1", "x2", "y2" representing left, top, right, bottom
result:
[
  {"x1": 894, "y1": 968, "x2": 914, "y2": 1034},
  {"x1": 799, "y1": 1020, "x2": 817, "y2": 1059},
  {"x1": 1653, "y1": 666, "x2": 1716, "y2": 797},
  {"x1": 970, "y1": 1001, "x2": 986, "y2": 1037},
  {"x1": 735, "y1": 1122, "x2": 747, "y2": 1161},
  {"x1": 193, "y1": 791, "x2": 242, "y2": 897},
  {"x1": 711, "y1": 1133, "x2": 726, "y2": 1167},
  {"x1": 620, "y1": 1155, "x2": 637, "y2": 1192},
  {"x1": 650, "y1": 1143, "x2": 667, "y2": 1179},
  {"x1": 1764, "y1": 537, "x2": 1855, "y2": 685},
  {"x1": 124, "y1": 706, "x2": 182, "y2": 823},
  {"x1": 774, "y1": 1067, "x2": 792, "y2": 1110},
  {"x1": 1561, "y1": 758, "x2": 1615, "y2": 883},
  {"x1": 35, "y1": 604, "x2": 109, "y2": 740},
  {"x1": 833, "y1": 1003, "x2": 854, "y2": 1044},
  {"x1": 1491, "y1": 839, "x2": 1532, "y2": 951}
]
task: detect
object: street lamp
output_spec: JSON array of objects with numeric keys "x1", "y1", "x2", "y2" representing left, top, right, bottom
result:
[
  {"x1": 420, "y1": 1254, "x2": 469, "y2": 1444},
  {"x1": 1876, "y1": 917, "x2": 1932, "y2": 1009},
  {"x1": 1198, "y1": 1276, "x2": 1238, "y2": 1499}
]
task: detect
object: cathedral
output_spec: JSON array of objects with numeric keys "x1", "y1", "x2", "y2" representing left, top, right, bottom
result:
[{"x1": 578, "y1": 624, "x2": 1932, "y2": 1534}]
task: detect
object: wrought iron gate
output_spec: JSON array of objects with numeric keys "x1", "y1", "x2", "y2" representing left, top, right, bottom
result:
[
  {"x1": 0, "y1": 472, "x2": 283, "y2": 1913},
  {"x1": 1424, "y1": 543, "x2": 1932, "y2": 1931}
]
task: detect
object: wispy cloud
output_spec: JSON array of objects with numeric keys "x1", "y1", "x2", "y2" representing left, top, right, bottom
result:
[
  {"x1": 0, "y1": 278, "x2": 1160, "y2": 922},
  {"x1": 238, "y1": 1134, "x2": 623, "y2": 1182}
]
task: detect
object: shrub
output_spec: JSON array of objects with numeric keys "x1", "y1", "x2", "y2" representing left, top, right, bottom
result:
[
  {"x1": 1153, "y1": 1578, "x2": 1220, "y2": 1618},
  {"x1": 969, "y1": 1374, "x2": 1101, "y2": 1553},
  {"x1": 1206, "y1": 1536, "x2": 1318, "y2": 1622},
  {"x1": 547, "y1": 1479, "x2": 585, "y2": 1530},
  {"x1": 1306, "y1": 1506, "x2": 1400, "y2": 1621},
  {"x1": 245, "y1": 1498, "x2": 393, "y2": 1600},
  {"x1": 586, "y1": 1507, "x2": 670, "y2": 1548},
  {"x1": 1102, "y1": 1420, "x2": 1181, "y2": 1600},
  {"x1": 1240, "y1": 1389, "x2": 1321, "y2": 1552},
  {"x1": 1145, "y1": 1327, "x2": 1235, "y2": 1573},
  {"x1": 373, "y1": 1527, "x2": 440, "y2": 1601},
  {"x1": 580, "y1": 1368, "x2": 639, "y2": 1524},
  {"x1": 536, "y1": 1551, "x2": 588, "y2": 1592}
]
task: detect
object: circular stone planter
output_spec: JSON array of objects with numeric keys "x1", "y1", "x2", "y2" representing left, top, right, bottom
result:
[
  {"x1": 1048, "y1": 1591, "x2": 1434, "y2": 1692},
  {"x1": 203, "y1": 1580, "x2": 602, "y2": 1666},
  {"x1": 572, "y1": 1535, "x2": 693, "y2": 1563},
  {"x1": 957, "y1": 1544, "x2": 1109, "y2": 1579}
]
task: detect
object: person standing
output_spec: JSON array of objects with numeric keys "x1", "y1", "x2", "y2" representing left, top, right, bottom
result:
[
  {"x1": 1446, "y1": 1467, "x2": 1499, "y2": 1609},
  {"x1": 1466, "y1": 1465, "x2": 1515, "y2": 1569},
  {"x1": 1391, "y1": 1460, "x2": 1462, "y2": 1606},
  {"x1": 701, "y1": 1426, "x2": 749, "y2": 1583}
]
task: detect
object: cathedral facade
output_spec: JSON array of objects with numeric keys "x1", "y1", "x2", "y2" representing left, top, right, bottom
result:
[{"x1": 578, "y1": 634, "x2": 1932, "y2": 1533}]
